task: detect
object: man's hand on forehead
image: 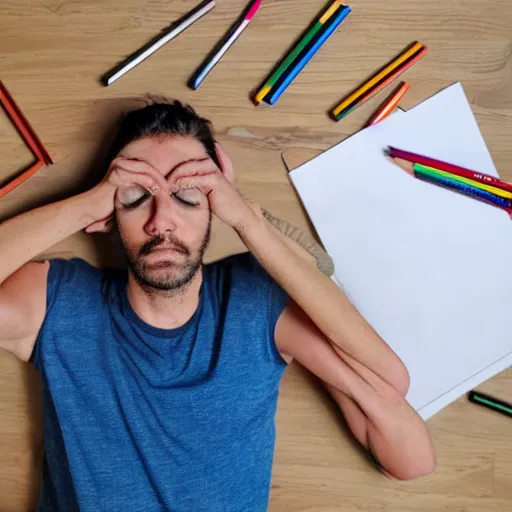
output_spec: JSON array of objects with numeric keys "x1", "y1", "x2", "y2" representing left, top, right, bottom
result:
[
  {"x1": 115, "y1": 142, "x2": 234, "y2": 188},
  {"x1": 169, "y1": 157, "x2": 221, "y2": 193},
  {"x1": 170, "y1": 157, "x2": 259, "y2": 231},
  {"x1": 107, "y1": 144, "x2": 256, "y2": 229},
  {"x1": 110, "y1": 157, "x2": 165, "y2": 193},
  {"x1": 168, "y1": 143, "x2": 236, "y2": 192},
  {"x1": 85, "y1": 145, "x2": 236, "y2": 233},
  {"x1": 114, "y1": 155, "x2": 222, "y2": 193}
]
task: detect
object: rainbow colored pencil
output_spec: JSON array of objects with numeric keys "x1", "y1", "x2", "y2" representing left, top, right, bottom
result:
[
  {"x1": 414, "y1": 164, "x2": 512, "y2": 199},
  {"x1": 413, "y1": 164, "x2": 512, "y2": 212},
  {"x1": 254, "y1": 1, "x2": 347, "y2": 104},
  {"x1": 387, "y1": 146, "x2": 512, "y2": 193},
  {"x1": 335, "y1": 47, "x2": 427, "y2": 121},
  {"x1": 332, "y1": 42, "x2": 427, "y2": 121},
  {"x1": 388, "y1": 153, "x2": 512, "y2": 216},
  {"x1": 266, "y1": 5, "x2": 351, "y2": 105}
]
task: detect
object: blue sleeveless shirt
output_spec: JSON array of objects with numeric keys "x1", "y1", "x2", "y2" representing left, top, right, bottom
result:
[{"x1": 31, "y1": 253, "x2": 289, "y2": 511}]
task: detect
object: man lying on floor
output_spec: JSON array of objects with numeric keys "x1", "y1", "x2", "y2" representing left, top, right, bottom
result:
[{"x1": 0, "y1": 99, "x2": 435, "y2": 511}]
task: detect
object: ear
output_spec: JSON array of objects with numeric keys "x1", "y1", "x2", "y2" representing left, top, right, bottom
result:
[
  {"x1": 215, "y1": 143, "x2": 236, "y2": 184},
  {"x1": 85, "y1": 215, "x2": 115, "y2": 234}
]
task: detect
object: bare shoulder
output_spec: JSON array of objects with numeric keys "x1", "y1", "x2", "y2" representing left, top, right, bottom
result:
[{"x1": 0, "y1": 261, "x2": 50, "y2": 362}]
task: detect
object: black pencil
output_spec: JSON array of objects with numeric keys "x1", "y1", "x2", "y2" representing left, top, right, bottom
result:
[{"x1": 468, "y1": 390, "x2": 512, "y2": 418}]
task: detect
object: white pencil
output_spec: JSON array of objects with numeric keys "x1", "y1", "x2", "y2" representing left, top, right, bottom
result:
[
  {"x1": 189, "y1": 0, "x2": 261, "y2": 90},
  {"x1": 103, "y1": 0, "x2": 217, "y2": 86}
]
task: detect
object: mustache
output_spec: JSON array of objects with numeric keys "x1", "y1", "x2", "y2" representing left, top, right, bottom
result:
[{"x1": 139, "y1": 234, "x2": 189, "y2": 257}]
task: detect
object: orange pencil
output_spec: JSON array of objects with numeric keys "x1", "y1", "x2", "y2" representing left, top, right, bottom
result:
[
  {"x1": 365, "y1": 82, "x2": 410, "y2": 126},
  {"x1": 0, "y1": 160, "x2": 44, "y2": 199}
]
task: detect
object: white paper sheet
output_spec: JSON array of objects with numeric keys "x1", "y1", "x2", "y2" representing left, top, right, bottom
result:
[{"x1": 292, "y1": 84, "x2": 512, "y2": 419}]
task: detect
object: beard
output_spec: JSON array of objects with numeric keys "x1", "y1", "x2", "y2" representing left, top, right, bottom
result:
[{"x1": 122, "y1": 215, "x2": 211, "y2": 292}]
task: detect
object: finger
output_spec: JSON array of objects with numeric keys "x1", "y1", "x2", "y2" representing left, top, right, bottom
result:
[
  {"x1": 173, "y1": 173, "x2": 218, "y2": 196},
  {"x1": 110, "y1": 157, "x2": 157, "y2": 174},
  {"x1": 110, "y1": 158, "x2": 166, "y2": 187},
  {"x1": 85, "y1": 214, "x2": 114, "y2": 233},
  {"x1": 215, "y1": 144, "x2": 236, "y2": 184},
  {"x1": 110, "y1": 168, "x2": 160, "y2": 192},
  {"x1": 170, "y1": 158, "x2": 220, "y2": 184}
]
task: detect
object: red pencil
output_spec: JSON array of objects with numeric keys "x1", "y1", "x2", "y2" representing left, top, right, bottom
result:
[
  {"x1": 0, "y1": 81, "x2": 53, "y2": 165},
  {"x1": 366, "y1": 82, "x2": 410, "y2": 126},
  {"x1": 386, "y1": 146, "x2": 512, "y2": 194}
]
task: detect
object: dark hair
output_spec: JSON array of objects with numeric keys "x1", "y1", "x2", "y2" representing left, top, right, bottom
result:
[{"x1": 105, "y1": 98, "x2": 219, "y2": 170}]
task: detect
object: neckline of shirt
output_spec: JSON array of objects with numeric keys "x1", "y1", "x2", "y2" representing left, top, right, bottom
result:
[{"x1": 119, "y1": 271, "x2": 206, "y2": 338}]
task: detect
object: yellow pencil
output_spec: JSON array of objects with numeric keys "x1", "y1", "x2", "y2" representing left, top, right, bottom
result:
[
  {"x1": 415, "y1": 164, "x2": 512, "y2": 199},
  {"x1": 389, "y1": 158, "x2": 512, "y2": 199},
  {"x1": 332, "y1": 41, "x2": 424, "y2": 117}
]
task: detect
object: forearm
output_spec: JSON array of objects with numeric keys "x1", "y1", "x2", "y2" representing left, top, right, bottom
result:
[
  {"x1": 336, "y1": 356, "x2": 434, "y2": 479},
  {"x1": 277, "y1": 298, "x2": 434, "y2": 479},
  {"x1": 326, "y1": 376, "x2": 435, "y2": 480},
  {"x1": 260, "y1": 208, "x2": 334, "y2": 277},
  {"x1": 0, "y1": 189, "x2": 102, "y2": 284},
  {"x1": 238, "y1": 210, "x2": 407, "y2": 393}
]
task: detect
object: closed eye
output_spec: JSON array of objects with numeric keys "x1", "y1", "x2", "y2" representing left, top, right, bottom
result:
[
  {"x1": 172, "y1": 190, "x2": 202, "y2": 207},
  {"x1": 124, "y1": 193, "x2": 150, "y2": 209},
  {"x1": 120, "y1": 187, "x2": 151, "y2": 209}
]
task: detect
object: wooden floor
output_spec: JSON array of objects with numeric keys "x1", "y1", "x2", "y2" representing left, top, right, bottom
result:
[{"x1": 1, "y1": 0, "x2": 511, "y2": 510}]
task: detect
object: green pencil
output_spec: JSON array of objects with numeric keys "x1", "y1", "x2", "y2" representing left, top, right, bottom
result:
[
  {"x1": 468, "y1": 391, "x2": 512, "y2": 418},
  {"x1": 254, "y1": 0, "x2": 343, "y2": 103}
]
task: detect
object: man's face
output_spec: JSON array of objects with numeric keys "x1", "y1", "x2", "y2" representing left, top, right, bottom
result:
[{"x1": 115, "y1": 135, "x2": 212, "y2": 291}]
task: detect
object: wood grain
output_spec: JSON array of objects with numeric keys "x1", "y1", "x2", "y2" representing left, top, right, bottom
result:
[{"x1": 0, "y1": 1, "x2": 511, "y2": 510}]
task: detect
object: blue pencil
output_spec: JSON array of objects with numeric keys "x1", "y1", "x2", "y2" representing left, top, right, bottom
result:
[
  {"x1": 266, "y1": 5, "x2": 351, "y2": 105},
  {"x1": 415, "y1": 170, "x2": 512, "y2": 211}
]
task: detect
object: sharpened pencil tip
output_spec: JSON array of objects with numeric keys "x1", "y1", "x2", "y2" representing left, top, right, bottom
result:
[{"x1": 387, "y1": 156, "x2": 415, "y2": 176}]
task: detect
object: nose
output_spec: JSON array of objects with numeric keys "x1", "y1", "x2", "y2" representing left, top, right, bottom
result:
[{"x1": 144, "y1": 193, "x2": 179, "y2": 236}]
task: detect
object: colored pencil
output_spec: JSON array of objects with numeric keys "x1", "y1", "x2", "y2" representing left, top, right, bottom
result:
[
  {"x1": 468, "y1": 391, "x2": 512, "y2": 418},
  {"x1": 0, "y1": 81, "x2": 53, "y2": 165},
  {"x1": 414, "y1": 163, "x2": 512, "y2": 199},
  {"x1": 266, "y1": 5, "x2": 351, "y2": 105},
  {"x1": 413, "y1": 165, "x2": 512, "y2": 210},
  {"x1": 334, "y1": 46, "x2": 427, "y2": 121},
  {"x1": 0, "y1": 161, "x2": 44, "y2": 199},
  {"x1": 254, "y1": 0, "x2": 344, "y2": 104},
  {"x1": 332, "y1": 41, "x2": 425, "y2": 118},
  {"x1": 387, "y1": 146, "x2": 512, "y2": 193},
  {"x1": 389, "y1": 157, "x2": 512, "y2": 213},
  {"x1": 189, "y1": 0, "x2": 261, "y2": 90},
  {"x1": 366, "y1": 82, "x2": 410, "y2": 126},
  {"x1": 0, "y1": 81, "x2": 53, "y2": 198},
  {"x1": 265, "y1": 3, "x2": 346, "y2": 103},
  {"x1": 103, "y1": 0, "x2": 217, "y2": 86}
]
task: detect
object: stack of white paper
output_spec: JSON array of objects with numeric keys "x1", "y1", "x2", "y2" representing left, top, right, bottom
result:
[{"x1": 290, "y1": 83, "x2": 512, "y2": 419}]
